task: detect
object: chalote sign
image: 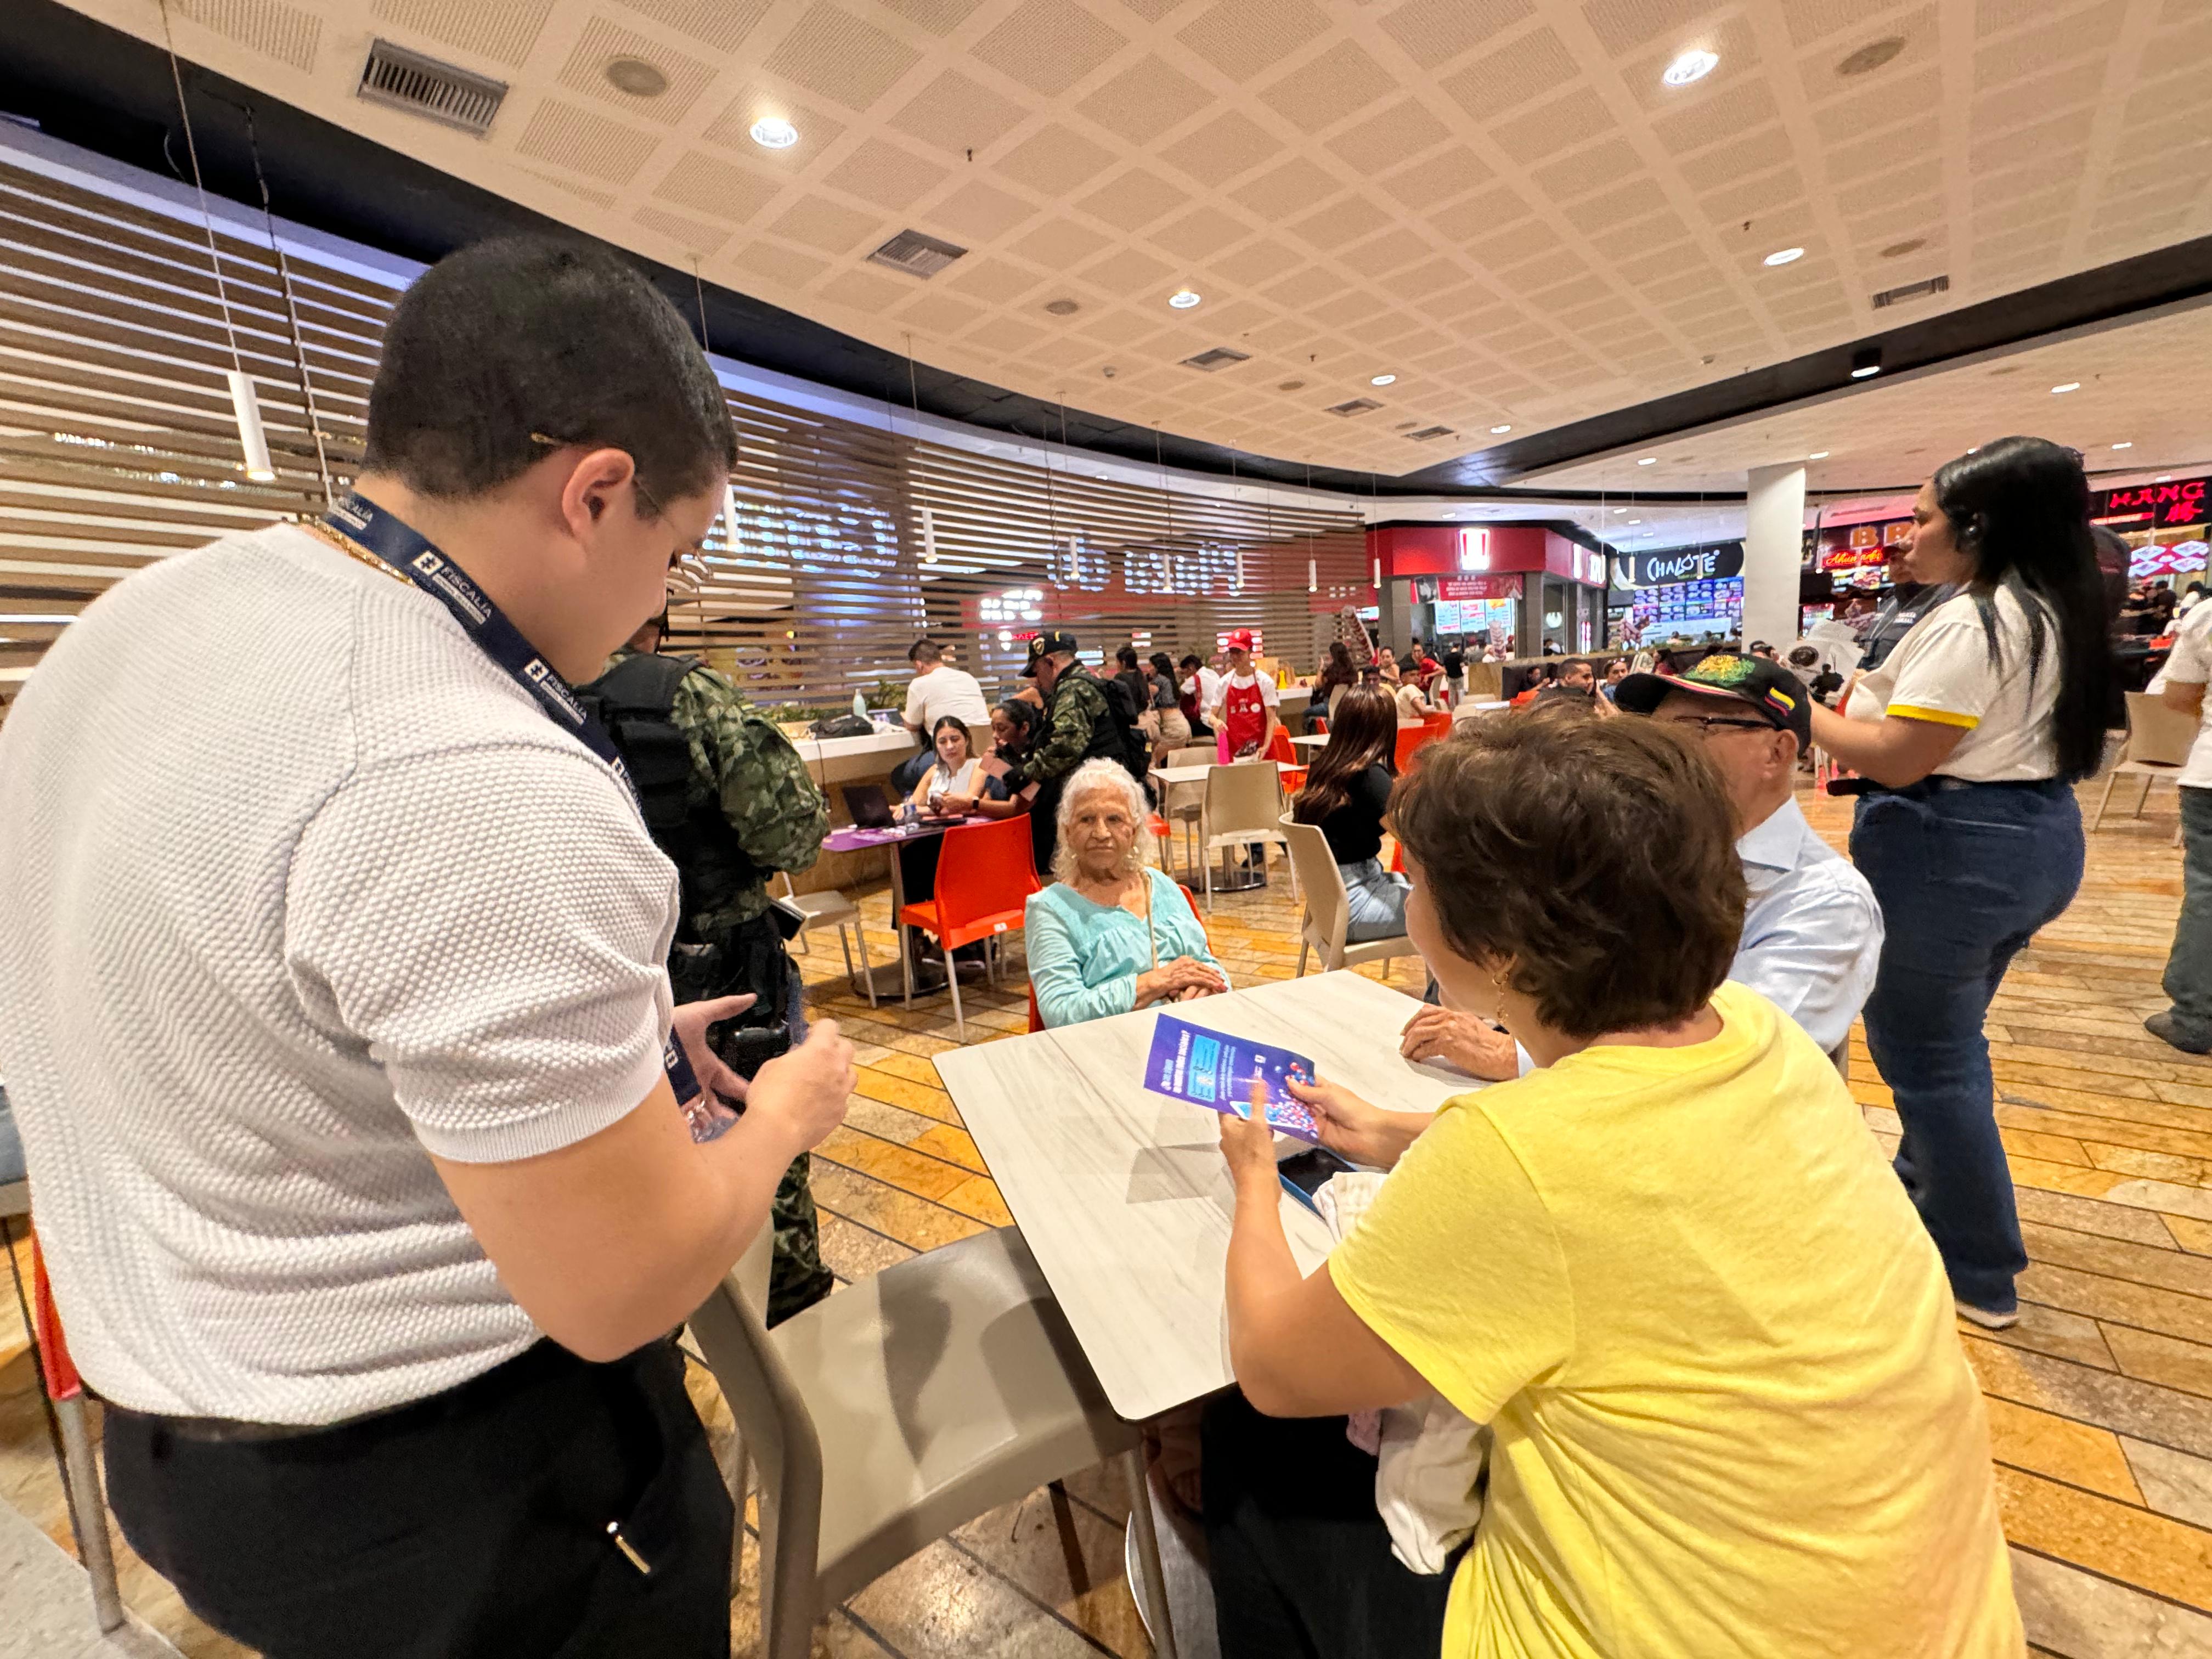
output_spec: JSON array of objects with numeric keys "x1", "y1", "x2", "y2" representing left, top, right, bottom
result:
[{"x1": 1615, "y1": 541, "x2": 1745, "y2": 588}]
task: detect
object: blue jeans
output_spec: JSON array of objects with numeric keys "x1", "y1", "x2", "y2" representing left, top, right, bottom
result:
[
  {"x1": 1340, "y1": 857, "x2": 1409, "y2": 942},
  {"x1": 2159, "y1": 786, "x2": 2212, "y2": 1043},
  {"x1": 1851, "y1": 778, "x2": 2084, "y2": 1310}
]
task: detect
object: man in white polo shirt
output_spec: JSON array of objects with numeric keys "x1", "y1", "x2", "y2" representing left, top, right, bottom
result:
[
  {"x1": 0, "y1": 239, "x2": 853, "y2": 1657},
  {"x1": 894, "y1": 635, "x2": 990, "y2": 793}
]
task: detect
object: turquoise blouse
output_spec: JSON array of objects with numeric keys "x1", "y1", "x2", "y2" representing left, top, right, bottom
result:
[{"x1": 1025, "y1": 867, "x2": 1226, "y2": 1028}]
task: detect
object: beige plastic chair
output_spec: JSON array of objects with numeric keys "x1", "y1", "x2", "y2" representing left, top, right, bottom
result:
[
  {"x1": 1200, "y1": 761, "x2": 1296, "y2": 910},
  {"x1": 2091, "y1": 691, "x2": 2199, "y2": 831},
  {"x1": 687, "y1": 1226, "x2": 1178, "y2": 1659},
  {"x1": 777, "y1": 873, "x2": 877, "y2": 1008},
  {"x1": 1156, "y1": 744, "x2": 1216, "y2": 873},
  {"x1": 1277, "y1": 816, "x2": 1424, "y2": 975}
]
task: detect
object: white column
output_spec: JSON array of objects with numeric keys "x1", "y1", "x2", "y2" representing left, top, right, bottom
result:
[{"x1": 1742, "y1": 462, "x2": 1806, "y2": 648}]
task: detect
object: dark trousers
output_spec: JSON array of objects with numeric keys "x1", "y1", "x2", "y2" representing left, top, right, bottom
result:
[
  {"x1": 1030, "y1": 775, "x2": 1065, "y2": 883},
  {"x1": 104, "y1": 1339, "x2": 732, "y2": 1659},
  {"x1": 1202, "y1": 1392, "x2": 1457, "y2": 1659},
  {"x1": 2160, "y1": 786, "x2": 2212, "y2": 1043},
  {"x1": 1851, "y1": 778, "x2": 2085, "y2": 1310}
]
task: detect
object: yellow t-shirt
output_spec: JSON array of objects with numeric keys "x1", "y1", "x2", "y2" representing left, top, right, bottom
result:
[{"x1": 1329, "y1": 983, "x2": 2021, "y2": 1659}]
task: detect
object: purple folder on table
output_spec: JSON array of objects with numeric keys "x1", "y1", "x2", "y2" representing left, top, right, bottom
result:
[{"x1": 1143, "y1": 1013, "x2": 1322, "y2": 1143}]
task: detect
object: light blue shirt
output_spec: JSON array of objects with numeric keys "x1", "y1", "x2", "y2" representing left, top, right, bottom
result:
[
  {"x1": 1026, "y1": 868, "x2": 1225, "y2": 1028},
  {"x1": 1728, "y1": 795, "x2": 1884, "y2": 1053},
  {"x1": 1511, "y1": 795, "x2": 1882, "y2": 1071}
]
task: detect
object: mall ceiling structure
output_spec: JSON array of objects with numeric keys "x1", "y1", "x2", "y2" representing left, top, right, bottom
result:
[{"x1": 16, "y1": 0, "x2": 2212, "y2": 501}]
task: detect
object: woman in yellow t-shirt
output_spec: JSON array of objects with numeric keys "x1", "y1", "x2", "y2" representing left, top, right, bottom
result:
[{"x1": 1206, "y1": 710, "x2": 2022, "y2": 1659}]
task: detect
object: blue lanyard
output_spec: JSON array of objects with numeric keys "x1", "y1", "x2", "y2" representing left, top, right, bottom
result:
[{"x1": 324, "y1": 492, "x2": 703, "y2": 1110}]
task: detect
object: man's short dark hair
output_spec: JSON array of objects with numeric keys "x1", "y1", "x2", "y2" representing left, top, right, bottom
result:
[
  {"x1": 362, "y1": 238, "x2": 735, "y2": 505},
  {"x1": 1391, "y1": 709, "x2": 1745, "y2": 1039},
  {"x1": 1179, "y1": 654, "x2": 1203, "y2": 669},
  {"x1": 909, "y1": 638, "x2": 944, "y2": 665}
]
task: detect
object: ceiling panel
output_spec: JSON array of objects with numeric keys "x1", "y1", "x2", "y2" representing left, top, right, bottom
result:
[{"x1": 77, "y1": 0, "x2": 2212, "y2": 478}]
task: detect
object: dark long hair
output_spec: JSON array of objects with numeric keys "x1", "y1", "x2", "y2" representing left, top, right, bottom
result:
[
  {"x1": 1929, "y1": 436, "x2": 2113, "y2": 780},
  {"x1": 929, "y1": 714, "x2": 973, "y2": 764},
  {"x1": 1293, "y1": 687, "x2": 1397, "y2": 823},
  {"x1": 992, "y1": 698, "x2": 1037, "y2": 760},
  {"x1": 1314, "y1": 640, "x2": 1356, "y2": 694}
]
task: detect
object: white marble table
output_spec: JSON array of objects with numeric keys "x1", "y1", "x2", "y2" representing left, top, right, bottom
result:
[
  {"x1": 1289, "y1": 732, "x2": 1330, "y2": 750},
  {"x1": 934, "y1": 970, "x2": 1479, "y2": 1422}
]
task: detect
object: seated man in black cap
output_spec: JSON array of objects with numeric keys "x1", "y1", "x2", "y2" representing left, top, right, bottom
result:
[
  {"x1": 1402, "y1": 654, "x2": 1883, "y2": 1079},
  {"x1": 990, "y1": 631, "x2": 1135, "y2": 880}
]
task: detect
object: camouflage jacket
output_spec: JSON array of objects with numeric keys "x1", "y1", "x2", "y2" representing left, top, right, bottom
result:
[
  {"x1": 608, "y1": 648, "x2": 827, "y2": 935},
  {"x1": 1005, "y1": 666, "x2": 1121, "y2": 792}
]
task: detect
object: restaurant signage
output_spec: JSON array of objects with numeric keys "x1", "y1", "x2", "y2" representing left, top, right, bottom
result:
[
  {"x1": 1616, "y1": 542, "x2": 1743, "y2": 588},
  {"x1": 2095, "y1": 475, "x2": 2208, "y2": 531},
  {"x1": 1412, "y1": 573, "x2": 1521, "y2": 602},
  {"x1": 1456, "y1": 527, "x2": 1490, "y2": 570}
]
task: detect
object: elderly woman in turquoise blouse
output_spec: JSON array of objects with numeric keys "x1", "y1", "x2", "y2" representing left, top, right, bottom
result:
[{"x1": 1026, "y1": 759, "x2": 1228, "y2": 1028}]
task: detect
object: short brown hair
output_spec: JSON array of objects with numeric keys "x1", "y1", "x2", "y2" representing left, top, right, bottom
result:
[{"x1": 1390, "y1": 707, "x2": 1745, "y2": 1039}]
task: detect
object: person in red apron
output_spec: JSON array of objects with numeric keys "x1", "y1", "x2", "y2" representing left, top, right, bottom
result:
[{"x1": 1210, "y1": 629, "x2": 1282, "y2": 763}]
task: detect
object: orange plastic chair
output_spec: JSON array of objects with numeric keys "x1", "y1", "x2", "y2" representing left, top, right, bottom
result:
[
  {"x1": 1026, "y1": 884, "x2": 1210, "y2": 1032},
  {"x1": 1265, "y1": 727, "x2": 1307, "y2": 793},
  {"x1": 899, "y1": 816, "x2": 1041, "y2": 1041},
  {"x1": 1393, "y1": 722, "x2": 1445, "y2": 774}
]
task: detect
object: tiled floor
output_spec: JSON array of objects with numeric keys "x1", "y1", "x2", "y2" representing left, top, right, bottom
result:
[{"x1": 5, "y1": 778, "x2": 2212, "y2": 1656}]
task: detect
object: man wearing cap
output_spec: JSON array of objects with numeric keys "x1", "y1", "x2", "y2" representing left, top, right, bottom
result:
[
  {"x1": 1207, "y1": 629, "x2": 1281, "y2": 762},
  {"x1": 1401, "y1": 653, "x2": 1882, "y2": 1079},
  {"x1": 997, "y1": 631, "x2": 1127, "y2": 881}
]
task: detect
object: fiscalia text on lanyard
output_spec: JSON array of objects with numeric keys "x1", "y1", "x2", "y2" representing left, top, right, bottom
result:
[{"x1": 323, "y1": 491, "x2": 706, "y2": 1113}]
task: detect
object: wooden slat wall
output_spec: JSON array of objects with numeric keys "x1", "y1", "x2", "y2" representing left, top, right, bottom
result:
[{"x1": 0, "y1": 155, "x2": 1365, "y2": 717}]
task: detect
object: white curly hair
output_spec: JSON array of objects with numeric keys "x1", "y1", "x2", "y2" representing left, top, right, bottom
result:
[{"x1": 1052, "y1": 759, "x2": 1150, "y2": 887}]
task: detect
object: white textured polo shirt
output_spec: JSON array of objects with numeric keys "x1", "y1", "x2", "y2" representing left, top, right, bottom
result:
[{"x1": 0, "y1": 523, "x2": 680, "y2": 1424}]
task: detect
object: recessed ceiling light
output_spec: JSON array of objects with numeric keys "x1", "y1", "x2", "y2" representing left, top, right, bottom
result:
[
  {"x1": 1763, "y1": 247, "x2": 1805, "y2": 266},
  {"x1": 1490, "y1": 424, "x2": 1511, "y2": 433},
  {"x1": 1662, "y1": 48, "x2": 1720, "y2": 86},
  {"x1": 1043, "y1": 298, "x2": 1079, "y2": 317},
  {"x1": 1371, "y1": 373, "x2": 1397, "y2": 386},
  {"x1": 2113, "y1": 441, "x2": 2134, "y2": 449},
  {"x1": 604, "y1": 57, "x2": 668, "y2": 97},
  {"x1": 1850, "y1": 346, "x2": 1882, "y2": 379},
  {"x1": 1808, "y1": 450, "x2": 1829, "y2": 459},
  {"x1": 749, "y1": 116, "x2": 799, "y2": 149},
  {"x1": 1628, "y1": 518, "x2": 1642, "y2": 524},
  {"x1": 2158, "y1": 475, "x2": 2173, "y2": 482},
  {"x1": 1168, "y1": 289, "x2": 1201, "y2": 309},
  {"x1": 2051, "y1": 381, "x2": 2080, "y2": 393},
  {"x1": 1637, "y1": 456, "x2": 1657, "y2": 465},
  {"x1": 1612, "y1": 507, "x2": 1627, "y2": 514}
]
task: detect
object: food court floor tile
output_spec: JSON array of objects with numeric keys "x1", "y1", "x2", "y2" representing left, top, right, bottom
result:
[{"x1": 3, "y1": 779, "x2": 2210, "y2": 1656}]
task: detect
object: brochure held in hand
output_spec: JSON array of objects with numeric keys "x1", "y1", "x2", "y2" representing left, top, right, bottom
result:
[{"x1": 1144, "y1": 1013, "x2": 1322, "y2": 1142}]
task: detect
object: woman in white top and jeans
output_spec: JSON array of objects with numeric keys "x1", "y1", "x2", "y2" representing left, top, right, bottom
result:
[{"x1": 1809, "y1": 436, "x2": 2113, "y2": 1330}]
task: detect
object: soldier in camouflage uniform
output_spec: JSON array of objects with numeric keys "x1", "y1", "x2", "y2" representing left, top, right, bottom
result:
[
  {"x1": 585, "y1": 616, "x2": 835, "y2": 1325},
  {"x1": 997, "y1": 629, "x2": 1135, "y2": 881}
]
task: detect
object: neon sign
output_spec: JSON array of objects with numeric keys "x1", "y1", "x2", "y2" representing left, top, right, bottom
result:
[{"x1": 1456, "y1": 527, "x2": 1491, "y2": 571}]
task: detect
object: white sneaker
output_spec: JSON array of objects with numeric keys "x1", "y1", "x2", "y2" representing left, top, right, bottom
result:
[{"x1": 1955, "y1": 1298, "x2": 2019, "y2": 1331}]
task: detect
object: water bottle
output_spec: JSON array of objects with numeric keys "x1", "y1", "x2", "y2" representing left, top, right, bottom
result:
[{"x1": 851, "y1": 689, "x2": 867, "y2": 720}]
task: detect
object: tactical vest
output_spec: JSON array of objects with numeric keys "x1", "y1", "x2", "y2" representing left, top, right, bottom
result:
[{"x1": 575, "y1": 652, "x2": 762, "y2": 939}]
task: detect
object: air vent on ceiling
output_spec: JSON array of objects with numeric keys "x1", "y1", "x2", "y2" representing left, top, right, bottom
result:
[
  {"x1": 1180, "y1": 347, "x2": 1250, "y2": 371},
  {"x1": 1324, "y1": 397, "x2": 1383, "y2": 417},
  {"x1": 1277, "y1": 379, "x2": 1306, "y2": 392},
  {"x1": 867, "y1": 229, "x2": 968, "y2": 279},
  {"x1": 1404, "y1": 425, "x2": 1456, "y2": 442},
  {"x1": 357, "y1": 40, "x2": 507, "y2": 136},
  {"x1": 1871, "y1": 273, "x2": 1950, "y2": 308}
]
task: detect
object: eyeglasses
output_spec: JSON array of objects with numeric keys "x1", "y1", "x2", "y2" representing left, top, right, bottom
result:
[
  {"x1": 1654, "y1": 715, "x2": 1776, "y2": 737},
  {"x1": 529, "y1": 432, "x2": 708, "y2": 562}
]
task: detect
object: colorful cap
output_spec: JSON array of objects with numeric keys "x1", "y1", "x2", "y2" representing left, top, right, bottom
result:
[
  {"x1": 1612, "y1": 652, "x2": 1812, "y2": 752},
  {"x1": 1223, "y1": 628, "x2": 1256, "y2": 652}
]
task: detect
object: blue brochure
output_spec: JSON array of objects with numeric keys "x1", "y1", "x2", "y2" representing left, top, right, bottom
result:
[{"x1": 1144, "y1": 1013, "x2": 1322, "y2": 1143}]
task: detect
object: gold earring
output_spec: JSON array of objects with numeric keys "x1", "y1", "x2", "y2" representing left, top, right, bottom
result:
[{"x1": 1490, "y1": 963, "x2": 1511, "y2": 1028}]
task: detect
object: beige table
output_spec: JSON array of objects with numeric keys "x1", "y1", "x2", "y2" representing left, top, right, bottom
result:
[{"x1": 934, "y1": 971, "x2": 1479, "y2": 1422}]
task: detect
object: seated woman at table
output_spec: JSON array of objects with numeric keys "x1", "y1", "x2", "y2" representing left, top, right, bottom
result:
[
  {"x1": 1147, "y1": 651, "x2": 1192, "y2": 761},
  {"x1": 902, "y1": 715, "x2": 988, "y2": 817},
  {"x1": 1289, "y1": 687, "x2": 1405, "y2": 943},
  {"x1": 1025, "y1": 759, "x2": 1227, "y2": 1029},
  {"x1": 1205, "y1": 710, "x2": 2019, "y2": 1659},
  {"x1": 962, "y1": 701, "x2": 1037, "y2": 823}
]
